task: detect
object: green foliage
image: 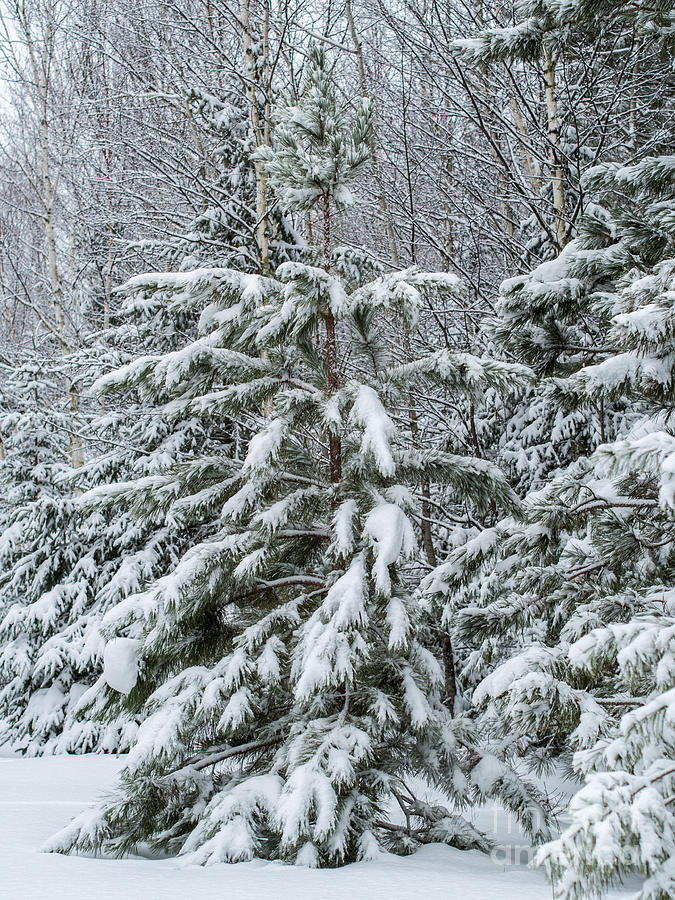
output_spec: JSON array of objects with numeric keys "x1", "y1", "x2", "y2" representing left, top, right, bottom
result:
[{"x1": 254, "y1": 45, "x2": 372, "y2": 217}]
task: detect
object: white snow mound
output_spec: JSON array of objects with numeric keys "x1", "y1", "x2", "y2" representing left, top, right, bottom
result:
[{"x1": 103, "y1": 638, "x2": 140, "y2": 694}]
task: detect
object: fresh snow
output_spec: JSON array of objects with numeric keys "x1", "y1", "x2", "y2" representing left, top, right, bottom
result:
[
  {"x1": 0, "y1": 750, "x2": 635, "y2": 900},
  {"x1": 102, "y1": 638, "x2": 140, "y2": 695},
  {"x1": 365, "y1": 502, "x2": 416, "y2": 596},
  {"x1": 350, "y1": 385, "x2": 396, "y2": 476}
]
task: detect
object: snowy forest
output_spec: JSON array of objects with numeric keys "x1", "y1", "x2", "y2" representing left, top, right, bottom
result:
[{"x1": 0, "y1": 1, "x2": 673, "y2": 899}]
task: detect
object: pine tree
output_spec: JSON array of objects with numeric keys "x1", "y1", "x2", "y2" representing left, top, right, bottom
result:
[
  {"x1": 0, "y1": 320, "x2": 207, "y2": 753},
  {"x1": 0, "y1": 355, "x2": 103, "y2": 751},
  {"x1": 424, "y1": 4, "x2": 675, "y2": 897},
  {"x1": 46, "y1": 46, "x2": 539, "y2": 867},
  {"x1": 532, "y1": 232, "x2": 675, "y2": 900},
  {"x1": 452, "y1": 0, "x2": 675, "y2": 492},
  {"x1": 0, "y1": 67, "x2": 298, "y2": 754}
]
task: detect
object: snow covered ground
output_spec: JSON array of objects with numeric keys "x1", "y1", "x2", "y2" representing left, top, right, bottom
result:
[{"x1": 0, "y1": 750, "x2": 633, "y2": 900}]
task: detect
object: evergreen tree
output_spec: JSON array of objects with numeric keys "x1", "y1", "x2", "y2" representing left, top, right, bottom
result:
[
  {"x1": 47, "y1": 47, "x2": 539, "y2": 866},
  {"x1": 425, "y1": 4, "x2": 675, "y2": 897},
  {"x1": 0, "y1": 354, "x2": 105, "y2": 751},
  {"x1": 0, "y1": 321, "x2": 207, "y2": 753},
  {"x1": 0, "y1": 62, "x2": 301, "y2": 754},
  {"x1": 452, "y1": 0, "x2": 675, "y2": 494}
]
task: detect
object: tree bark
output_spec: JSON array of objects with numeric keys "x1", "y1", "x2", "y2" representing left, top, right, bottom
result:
[
  {"x1": 543, "y1": 48, "x2": 567, "y2": 249},
  {"x1": 321, "y1": 193, "x2": 342, "y2": 484},
  {"x1": 240, "y1": 0, "x2": 271, "y2": 274}
]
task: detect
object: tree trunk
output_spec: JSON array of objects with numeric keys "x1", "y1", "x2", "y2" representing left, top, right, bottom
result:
[
  {"x1": 543, "y1": 48, "x2": 567, "y2": 249},
  {"x1": 25, "y1": 20, "x2": 83, "y2": 469},
  {"x1": 345, "y1": 0, "x2": 399, "y2": 268},
  {"x1": 321, "y1": 194, "x2": 342, "y2": 483},
  {"x1": 240, "y1": 0, "x2": 270, "y2": 274}
]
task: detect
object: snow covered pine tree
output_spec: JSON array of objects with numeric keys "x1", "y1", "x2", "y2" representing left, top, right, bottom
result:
[
  {"x1": 47, "y1": 46, "x2": 536, "y2": 866},
  {"x1": 425, "y1": 3, "x2": 675, "y2": 898},
  {"x1": 0, "y1": 71, "x2": 295, "y2": 755},
  {"x1": 0, "y1": 358, "x2": 92, "y2": 750},
  {"x1": 0, "y1": 313, "x2": 206, "y2": 754}
]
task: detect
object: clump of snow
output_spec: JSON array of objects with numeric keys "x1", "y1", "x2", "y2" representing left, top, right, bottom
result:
[
  {"x1": 364, "y1": 502, "x2": 416, "y2": 596},
  {"x1": 473, "y1": 646, "x2": 561, "y2": 705},
  {"x1": 24, "y1": 681, "x2": 68, "y2": 731},
  {"x1": 470, "y1": 754, "x2": 506, "y2": 794},
  {"x1": 332, "y1": 499, "x2": 359, "y2": 558},
  {"x1": 103, "y1": 638, "x2": 140, "y2": 694},
  {"x1": 182, "y1": 774, "x2": 283, "y2": 865},
  {"x1": 350, "y1": 386, "x2": 396, "y2": 476},
  {"x1": 243, "y1": 418, "x2": 287, "y2": 471},
  {"x1": 293, "y1": 555, "x2": 368, "y2": 701}
]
